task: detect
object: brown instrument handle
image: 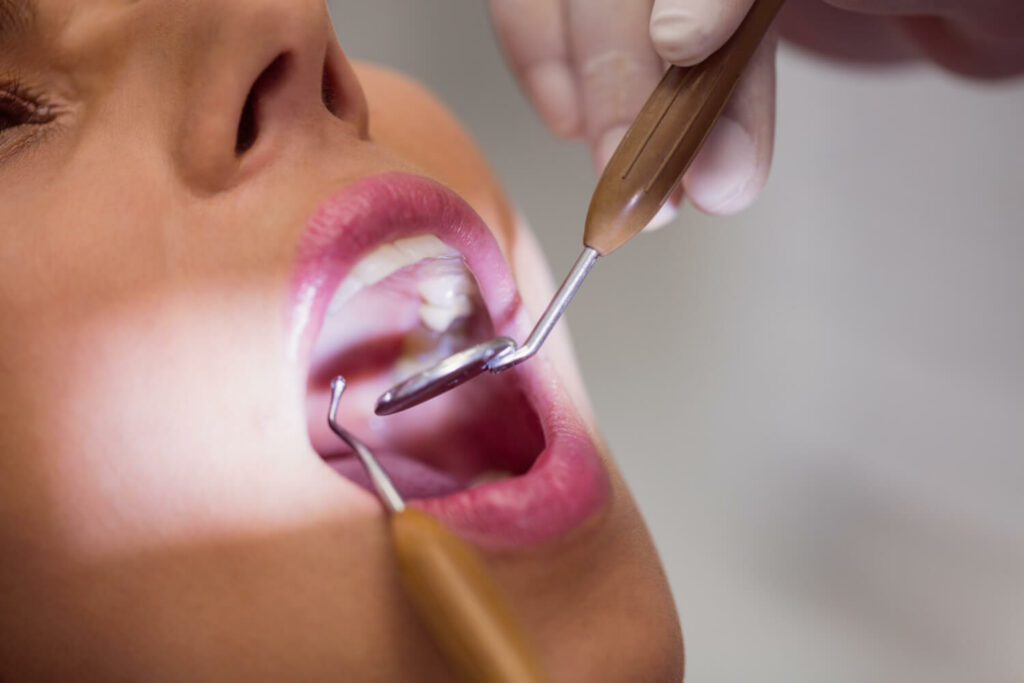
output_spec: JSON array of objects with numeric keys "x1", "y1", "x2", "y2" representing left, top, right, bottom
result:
[
  {"x1": 584, "y1": 0, "x2": 786, "y2": 255},
  {"x1": 390, "y1": 508, "x2": 547, "y2": 683}
]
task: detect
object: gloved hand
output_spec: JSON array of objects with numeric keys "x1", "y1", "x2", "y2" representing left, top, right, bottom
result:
[{"x1": 487, "y1": 0, "x2": 1024, "y2": 223}]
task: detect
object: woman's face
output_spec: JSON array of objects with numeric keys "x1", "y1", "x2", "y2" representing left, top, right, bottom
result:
[{"x1": 0, "y1": 1, "x2": 682, "y2": 679}]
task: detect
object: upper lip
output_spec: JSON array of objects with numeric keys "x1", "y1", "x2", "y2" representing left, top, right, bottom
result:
[{"x1": 290, "y1": 172, "x2": 609, "y2": 548}]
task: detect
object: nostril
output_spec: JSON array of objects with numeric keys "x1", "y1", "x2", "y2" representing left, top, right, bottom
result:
[
  {"x1": 321, "y1": 56, "x2": 349, "y2": 120},
  {"x1": 321, "y1": 61, "x2": 338, "y2": 116},
  {"x1": 236, "y1": 53, "x2": 291, "y2": 155},
  {"x1": 235, "y1": 89, "x2": 258, "y2": 154}
]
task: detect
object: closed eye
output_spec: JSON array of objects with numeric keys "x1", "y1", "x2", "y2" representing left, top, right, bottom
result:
[{"x1": 0, "y1": 81, "x2": 54, "y2": 135}]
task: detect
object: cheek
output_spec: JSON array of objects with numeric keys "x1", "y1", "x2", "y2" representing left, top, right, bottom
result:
[
  {"x1": 0, "y1": 150, "x2": 172, "y2": 316},
  {"x1": 1, "y1": 295, "x2": 261, "y2": 540},
  {"x1": 0, "y1": 267, "x2": 358, "y2": 563}
]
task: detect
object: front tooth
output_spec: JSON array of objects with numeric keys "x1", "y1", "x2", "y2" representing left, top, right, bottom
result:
[
  {"x1": 418, "y1": 273, "x2": 473, "y2": 306},
  {"x1": 393, "y1": 234, "x2": 454, "y2": 261},
  {"x1": 419, "y1": 296, "x2": 473, "y2": 333},
  {"x1": 349, "y1": 243, "x2": 408, "y2": 286},
  {"x1": 350, "y1": 235, "x2": 456, "y2": 287},
  {"x1": 328, "y1": 235, "x2": 459, "y2": 314},
  {"x1": 326, "y1": 276, "x2": 364, "y2": 314}
]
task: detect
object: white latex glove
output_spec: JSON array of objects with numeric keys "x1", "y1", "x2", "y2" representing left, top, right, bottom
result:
[
  {"x1": 487, "y1": 0, "x2": 1024, "y2": 224},
  {"x1": 488, "y1": 0, "x2": 776, "y2": 224}
]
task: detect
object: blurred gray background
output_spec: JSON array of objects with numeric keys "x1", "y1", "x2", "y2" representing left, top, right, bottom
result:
[{"x1": 329, "y1": 3, "x2": 1024, "y2": 681}]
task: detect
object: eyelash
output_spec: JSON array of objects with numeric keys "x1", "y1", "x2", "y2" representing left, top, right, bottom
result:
[{"x1": 0, "y1": 80, "x2": 56, "y2": 135}]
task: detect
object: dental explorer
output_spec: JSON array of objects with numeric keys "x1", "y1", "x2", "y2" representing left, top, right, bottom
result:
[
  {"x1": 374, "y1": 0, "x2": 785, "y2": 416},
  {"x1": 327, "y1": 377, "x2": 547, "y2": 683}
]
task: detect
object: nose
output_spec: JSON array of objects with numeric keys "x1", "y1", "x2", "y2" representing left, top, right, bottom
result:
[{"x1": 171, "y1": 0, "x2": 367, "y2": 191}]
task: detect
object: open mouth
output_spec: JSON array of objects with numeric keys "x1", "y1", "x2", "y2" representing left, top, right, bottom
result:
[
  {"x1": 292, "y1": 173, "x2": 608, "y2": 547},
  {"x1": 308, "y1": 232, "x2": 545, "y2": 496}
]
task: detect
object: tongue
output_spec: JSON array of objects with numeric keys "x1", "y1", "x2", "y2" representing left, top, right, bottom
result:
[{"x1": 324, "y1": 451, "x2": 465, "y2": 500}]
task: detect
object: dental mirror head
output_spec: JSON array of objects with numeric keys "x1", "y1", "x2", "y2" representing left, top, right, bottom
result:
[
  {"x1": 374, "y1": 336, "x2": 516, "y2": 416},
  {"x1": 375, "y1": 247, "x2": 600, "y2": 417}
]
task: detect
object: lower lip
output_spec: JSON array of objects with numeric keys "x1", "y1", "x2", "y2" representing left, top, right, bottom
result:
[
  {"x1": 297, "y1": 172, "x2": 610, "y2": 548},
  {"x1": 416, "y1": 367, "x2": 610, "y2": 549}
]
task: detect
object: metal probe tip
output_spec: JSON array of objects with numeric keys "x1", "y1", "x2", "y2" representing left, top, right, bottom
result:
[
  {"x1": 328, "y1": 376, "x2": 346, "y2": 423},
  {"x1": 327, "y1": 376, "x2": 406, "y2": 513}
]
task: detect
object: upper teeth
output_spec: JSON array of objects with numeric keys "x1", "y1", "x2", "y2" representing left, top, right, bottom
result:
[
  {"x1": 417, "y1": 272, "x2": 474, "y2": 332},
  {"x1": 327, "y1": 235, "x2": 478, "y2": 333}
]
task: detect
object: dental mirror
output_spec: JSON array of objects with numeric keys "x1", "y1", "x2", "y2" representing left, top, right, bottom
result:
[
  {"x1": 375, "y1": 336, "x2": 517, "y2": 415},
  {"x1": 374, "y1": 248, "x2": 598, "y2": 416}
]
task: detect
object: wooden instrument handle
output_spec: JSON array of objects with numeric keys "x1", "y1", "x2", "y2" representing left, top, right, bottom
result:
[
  {"x1": 584, "y1": 0, "x2": 786, "y2": 255},
  {"x1": 391, "y1": 508, "x2": 547, "y2": 683}
]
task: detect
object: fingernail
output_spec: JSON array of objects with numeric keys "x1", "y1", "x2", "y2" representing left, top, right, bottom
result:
[
  {"x1": 525, "y1": 62, "x2": 580, "y2": 139},
  {"x1": 685, "y1": 117, "x2": 757, "y2": 215},
  {"x1": 593, "y1": 125, "x2": 629, "y2": 173},
  {"x1": 650, "y1": 8, "x2": 713, "y2": 65}
]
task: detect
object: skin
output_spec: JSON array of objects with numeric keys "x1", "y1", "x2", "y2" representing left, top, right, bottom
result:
[
  {"x1": 488, "y1": 0, "x2": 1024, "y2": 217},
  {"x1": 0, "y1": 1, "x2": 682, "y2": 681}
]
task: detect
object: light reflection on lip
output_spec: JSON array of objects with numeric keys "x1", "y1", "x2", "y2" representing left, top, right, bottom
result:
[{"x1": 291, "y1": 172, "x2": 610, "y2": 548}]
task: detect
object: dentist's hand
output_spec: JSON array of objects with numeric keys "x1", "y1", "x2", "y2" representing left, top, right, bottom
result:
[
  {"x1": 488, "y1": 0, "x2": 777, "y2": 221},
  {"x1": 487, "y1": 0, "x2": 1024, "y2": 221}
]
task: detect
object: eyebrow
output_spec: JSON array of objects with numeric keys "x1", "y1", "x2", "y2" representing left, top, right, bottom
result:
[{"x1": 0, "y1": 0, "x2": 34, "y2": 41}]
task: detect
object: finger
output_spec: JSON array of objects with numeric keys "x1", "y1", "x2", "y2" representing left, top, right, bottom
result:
[
  {"x1": 643, "y1": 186, "x2": 685, "y2": 232},
  {"x1": 488, "y1": 0, "x2": 580, "y2": 138},
  {"x1": 682, "y1": 27, "x2": 777, "y2": 215},
  {"x1": 565, "y1": 0, "x2": 665, "y2": 172},
  {"x1": 650, "y1": 0, "x2": 757, "y2": 65}
]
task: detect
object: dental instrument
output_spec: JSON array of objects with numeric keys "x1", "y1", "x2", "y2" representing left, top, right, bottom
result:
[
  {"x1": 327, "y1": 377, "x2": 547, "y2": 683},
  {"x1": 374, "y1": 0, "x2": 785, "y2": 416}
]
